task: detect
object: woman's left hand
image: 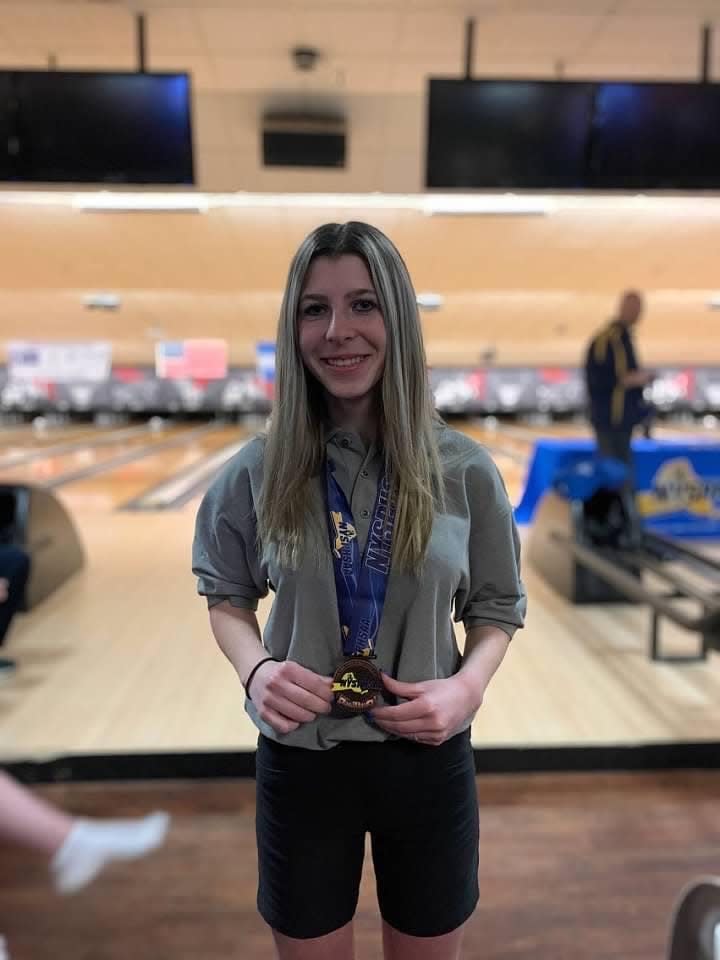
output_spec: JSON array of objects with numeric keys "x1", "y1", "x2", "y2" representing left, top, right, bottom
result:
[{"x1": 370, "y1": 673, "x2": 482, "y2": 746}]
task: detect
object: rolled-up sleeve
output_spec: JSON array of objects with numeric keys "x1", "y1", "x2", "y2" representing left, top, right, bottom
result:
[
  {"x1": 191, "y1": 441, "x2": 269, "y2": 610},
  {"x1": 454, "y1": 455, "x2": 527, "y2": 638}
]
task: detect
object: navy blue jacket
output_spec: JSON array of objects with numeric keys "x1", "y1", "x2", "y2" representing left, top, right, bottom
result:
[{"x1": 584, "y1": 321, "x2": 648, "y2": 430}]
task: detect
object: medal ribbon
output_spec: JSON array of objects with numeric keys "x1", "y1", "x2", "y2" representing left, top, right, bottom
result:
[{"x1": 325, "y1": 458, "x2": 397, "y2": 658}]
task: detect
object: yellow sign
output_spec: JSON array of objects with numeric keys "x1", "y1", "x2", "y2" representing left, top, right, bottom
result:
[{"x1": 636, "y1": 458, "x2": 720, "y2": 518}]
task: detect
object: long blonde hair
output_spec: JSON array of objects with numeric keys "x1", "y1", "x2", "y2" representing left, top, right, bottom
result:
[{"x1": 259, "y1": 221, "x2": 444, "y2": 574}]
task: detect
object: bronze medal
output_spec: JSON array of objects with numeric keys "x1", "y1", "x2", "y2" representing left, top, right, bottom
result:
[{"x1": 331, "y1": 656, "x2": 384, "y2": 717}]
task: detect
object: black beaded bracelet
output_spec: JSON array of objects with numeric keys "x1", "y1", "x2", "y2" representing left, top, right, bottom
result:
[{"x1": 244, "y1": 656, "x2": 279, "y2": 701}]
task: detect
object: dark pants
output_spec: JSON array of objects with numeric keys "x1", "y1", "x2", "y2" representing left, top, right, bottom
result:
[
  {"x1": 0, "y1": 545, "x2": 30, "y2": 646},
  {"x1": 594, "y1": 425, "x2": 636, "y2": 490},
  {"x1": 595, "y1": 427, "x2": 633, "y2": 467},
  {"x1": 593, "y1": 428, "x2": 643, "y2": 544},
  {"x1": 255, "y1": 729, "x2": 479, "y2": 940}
]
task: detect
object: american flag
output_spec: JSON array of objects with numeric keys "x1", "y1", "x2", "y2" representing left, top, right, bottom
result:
[{"x1": 155, "y1": 339, "x2": 228, "y2": 380}]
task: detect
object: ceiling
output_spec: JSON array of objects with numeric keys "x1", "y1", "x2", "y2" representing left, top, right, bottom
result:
[
  {"x1": 0, "y1": 0, "x2": 718, "y2": 94},
  {"x1": 0, "y1": 1, "x2": 718, "y2": 191}
]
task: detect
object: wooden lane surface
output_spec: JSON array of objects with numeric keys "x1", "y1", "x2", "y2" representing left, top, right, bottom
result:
[
  {"x1": 0, "y1": 421, "x2": 98, "y2": 450},
  {"x1": 0, "y1": 423, "x2": 246, "y2": 511},
  {"x1": 56, "y1": 424, "x2": 247, "y2": 511},
  {"x1": 0, "y1": 421, "x2": 140, "y2": 456},
  {"x1": 486, "y1": 417, "x2": 719, "y2": 443},
  {"x1": 0, "y1": 418, "x2": 719, "y2": 760},
  {"x1": 2, "y1": 525, "x2": 719, "y2": 757},
  {"x1": 0, "y1": 422, "x2": 190, "y2": 486}
]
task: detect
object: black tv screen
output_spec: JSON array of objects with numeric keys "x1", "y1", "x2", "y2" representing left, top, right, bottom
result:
[
  {"x1": 0, "y1": 71, "x2": 194, "y2": 184},
  {"x1": 426, "y1": 78, "x2": 595, "y2": 189},
  {"x1": 588, "y1": 82, "x2": 720, "y2": 189},
  {"x1": 263, "y1": 130, "x2": 345, "y2": 168}
]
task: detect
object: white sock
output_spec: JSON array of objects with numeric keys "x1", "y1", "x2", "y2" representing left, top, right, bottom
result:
[{"x1": 50, "y1": 811, "x2": 170, "y2": 895}]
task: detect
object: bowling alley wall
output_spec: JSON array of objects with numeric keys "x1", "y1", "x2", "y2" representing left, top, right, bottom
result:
[{"x1": 1, "y1": 196, "x2": 719, "y2": 415}]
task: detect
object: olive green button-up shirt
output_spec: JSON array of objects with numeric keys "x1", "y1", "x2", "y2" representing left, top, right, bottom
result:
[{"x1": 192, "y1": 424, "x2": 526, "y2": 750}]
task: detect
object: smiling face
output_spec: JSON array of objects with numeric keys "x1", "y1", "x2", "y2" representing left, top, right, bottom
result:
[{"x1": 298, "y1": 254, "x2": 386, "y2": 428}]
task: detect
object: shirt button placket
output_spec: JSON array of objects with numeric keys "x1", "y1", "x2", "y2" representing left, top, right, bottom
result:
[{"x1": 359, "y1": 466, "x2": 372, "y2": 523}]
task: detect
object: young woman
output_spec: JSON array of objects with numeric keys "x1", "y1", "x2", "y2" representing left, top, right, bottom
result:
[{"x1": 192, "y1": 221, "x2": 526, "y2": 960}]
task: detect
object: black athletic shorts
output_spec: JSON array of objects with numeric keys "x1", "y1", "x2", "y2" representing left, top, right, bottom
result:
[{"x1": 255, "y1": 728, "x2": 479, "y2": 940}]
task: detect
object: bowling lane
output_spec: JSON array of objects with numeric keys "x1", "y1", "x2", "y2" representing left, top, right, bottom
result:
[
  {"x1": 653, "y1": 418, "x2": 720, "y2": 440},
  {"x1": 0, "y1": 421, "x2": 144, "y2": 459},
  {"x1": 58, "y1": 423, "x2": 251, "y2": 510},
  {"x1": 0, "y1": 421, "x2": 203, "y2": 488},
  {"x1": 490, "y1": 419, "x2": 589, "y2": 444},
  {"x1": 489, "y1": 415, "x2": 718, "y2": 444}
]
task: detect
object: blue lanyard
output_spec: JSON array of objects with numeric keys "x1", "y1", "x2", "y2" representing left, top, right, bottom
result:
[{"x1": 325, "y1": 458, "x2": 396, "y2": 658}]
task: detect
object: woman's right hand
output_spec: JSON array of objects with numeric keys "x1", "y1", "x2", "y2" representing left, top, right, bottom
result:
[{"x1": 247, "y1": 659, "x2": 334, "y2": 735}]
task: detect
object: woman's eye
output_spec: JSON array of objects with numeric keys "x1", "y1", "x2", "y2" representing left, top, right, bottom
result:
[
  {"x1": 353, "y1": 299, "x2": 377, "y2": 313},
  {"x1": 301, "y1": 303, "x2": 327, "y2": 318}
]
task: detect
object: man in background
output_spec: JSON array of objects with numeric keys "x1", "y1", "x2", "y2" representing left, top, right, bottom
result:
[{"x1": 584, "y1": 289, "x2": 654, "y2": 471}]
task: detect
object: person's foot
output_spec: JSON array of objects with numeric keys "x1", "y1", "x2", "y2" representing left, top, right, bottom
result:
[{"x1": 50, "y1": 811, "x2": 170, "y2": 894}]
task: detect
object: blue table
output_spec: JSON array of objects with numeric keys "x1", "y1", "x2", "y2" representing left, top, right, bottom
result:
[{"x1": 515, "y1": 437, "x2": 720, "y2": 538}]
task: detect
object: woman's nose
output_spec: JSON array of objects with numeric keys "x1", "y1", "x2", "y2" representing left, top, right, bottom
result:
[{"x1": 325, "y1": 309, "x2": 354, "y2": 340}]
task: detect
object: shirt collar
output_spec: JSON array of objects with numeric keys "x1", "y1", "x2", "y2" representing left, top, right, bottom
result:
[{"x1": 324, "y1": 425, "x2": 379, "y2": 458}]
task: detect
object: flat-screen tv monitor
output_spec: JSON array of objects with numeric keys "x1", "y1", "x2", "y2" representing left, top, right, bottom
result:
[
  {"x1": 263, "y1": 130, "x2": 346, "y2": 168},
  {"x1": 426, "y1": 78, "x2": 595, "y2": 189},
  {"x1": 0, "y1": 71, "x2": 194, "y2": 184},
  {"x1": 588, "y1": 82, "x2": 720, "y2": 189}
]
